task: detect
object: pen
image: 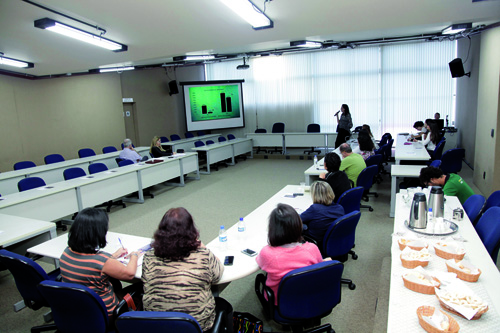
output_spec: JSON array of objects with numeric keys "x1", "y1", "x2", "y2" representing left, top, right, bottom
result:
[{"x1": 118, "y1": 238, "x2": 125, "y2": 250}]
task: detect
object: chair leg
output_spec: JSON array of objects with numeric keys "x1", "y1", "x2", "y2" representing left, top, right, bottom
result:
[
  {"x1": 360, "y1": 203, "x2": 374, "y2": 212},
  {"x1": 341, "y1": 278, "x2": 356, "y2": 290}
]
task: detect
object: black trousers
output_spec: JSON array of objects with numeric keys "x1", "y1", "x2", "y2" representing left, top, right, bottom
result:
[{"x1": 335, "y1": 128, "x2": 351, "y2": 148}]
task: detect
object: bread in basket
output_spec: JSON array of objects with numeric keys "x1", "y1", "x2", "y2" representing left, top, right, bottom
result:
[
  {"x1": 445, "y1": 259, "x2": 481, "y2": 282},
  {"x1": 417, "y1": 305, "x2": 459, "y2": 333}
]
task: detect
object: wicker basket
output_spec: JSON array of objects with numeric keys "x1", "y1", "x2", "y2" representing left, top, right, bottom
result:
[
  {"x1": 403, "y1": 275, "x2": 440, "y2": 294},
  {"x1": 398, "y1": 239, "x2": 427, "y2": 251},
  {"x1": 437, "y1": 297, "x2": 488, "y2": 320},
  {"x1": 417, "y1": 305, "x2": 460, "y2": 333},
  {"x1": 445, "y1": 260, "x2": 481, "y2": 282},
  {"x1": 400, "y1": 254, "x2": 430, "y2": 269},
  {"x1": 434, "y1": 245, "x2": 465, "y2": 260}
]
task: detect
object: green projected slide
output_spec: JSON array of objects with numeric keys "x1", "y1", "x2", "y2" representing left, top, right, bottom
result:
[{"x1": 189, "y1": 85, "x2": 241, "y2": 122}]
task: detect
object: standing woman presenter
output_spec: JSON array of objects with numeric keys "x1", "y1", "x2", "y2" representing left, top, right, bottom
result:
[{"x1": 335, "y1": 104, "x2": 353, "y2": 148}]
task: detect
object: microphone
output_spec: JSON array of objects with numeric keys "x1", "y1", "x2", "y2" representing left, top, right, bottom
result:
[{"x1": 334, "y1": 110, "x2": 340, "y2": 116}]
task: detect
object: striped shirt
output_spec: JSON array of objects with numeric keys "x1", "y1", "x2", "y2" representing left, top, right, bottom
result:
[
  {"x1": 142, "y1": 247, "x2": 223, "y2": 331},
  {"x1": 60, "y1": 247, "x2": 118, "y2": 316}
]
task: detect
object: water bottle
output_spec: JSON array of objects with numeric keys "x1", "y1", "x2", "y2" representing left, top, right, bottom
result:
[
  {"x1": 219, "y1": 225, "x2": 228, "y2": 251},
  {"x1": 427, "y1": 207, "x2": 434, "y2": 224},
  {"x1": 314, "y1": 155, "x2": 318, "y2": 170},
  {"x1": 237, "y1": 217, "x2": 245, "y2": 233}
]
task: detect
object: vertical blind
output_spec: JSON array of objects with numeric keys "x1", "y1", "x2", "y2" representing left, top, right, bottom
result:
[{"x1": 206, "y1": 40, "x2": 455, "y2": 138}]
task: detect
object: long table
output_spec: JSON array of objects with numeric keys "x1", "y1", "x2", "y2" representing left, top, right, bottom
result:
[
  {"x1": 0, "y1": 153, "x2": 200, "y2": 221},
  {"x1": 27, "y1": 185, "x2": 313, "y2": 289},
  {"x1": 246, "y1": 132, "x2": 339, "y2": 154},
  {"x1": 394, "y1": 134, "x2": 430, "y2": 165},
  {"x1": 388, "y1": 194, "x2": 500, "y2": 332},
  {"x1": 161, "y1": 134, "x2": 221, "y2": 153},
  {"x1": 0, "y1": 147, "x2": 150, "y2": 196},
  {"x1": 191, "y1": 138, "x2": 253, "y2": 174}
]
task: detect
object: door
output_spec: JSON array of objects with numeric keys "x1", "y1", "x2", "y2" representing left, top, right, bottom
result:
[{"x1": 123, "y1": 103, "x2": 139, "y2": 145}]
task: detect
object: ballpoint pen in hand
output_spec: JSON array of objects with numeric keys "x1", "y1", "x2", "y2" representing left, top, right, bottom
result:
[{"x1": 118, "y1": 237, "x2": 125, "y2": 250}]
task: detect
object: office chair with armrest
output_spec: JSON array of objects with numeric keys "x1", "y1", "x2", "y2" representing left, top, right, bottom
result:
[
  {"x1": 255, "y1": 128, "x2": 268, "y2": 154},
  {"x1": 102, "y1": 146, "x2": 118, "y2": 154},
  {"x1": 439, "y1": 148, "x2": 465, "y2": 174},
  {"x1": 365, "y1": 154, "x2": 383, "y2": 184},
  {"x1": 474, "y1": 207, "x2": 500, "y2": 264},
  {"x1": 255, "y1": 261, "x2": 343, "y2": 333},
  {"x1": 89, "y1": 163, "x2": 126, "y2": 211},
  {"x1": 13, "y1": 161, "x2": 36, "y2": 170},
  {"x1": 321, "y1": 211, "x2": 361, "y2": 290},
  {"x1": 374, "y1": 143, "x2": 389, "y2": 174},
  {"x1": 34, "y1": 281, "x2": 111, "y2": 333},
  {"x1": 116, "y1": 308, "x2": 230, "y2": 333},
  {"x1": 377, "y1": 133, "x2": 392, "y2": 146},
  {"x1": 428, "y1": 138, "x2": 446, "y2": 163},
  {"x1": 170, "y1": 134, "x2": 182, "y2": 141},
  {"x1": 270, "y1": 122, "x2": 285, "y2": 154},
  {"x1": 159, "y1": 136, "x2": 169, "y2": 143},
  {"x1": 185, "y1": 132, "x2": 195, "y2": 138},
  {"x1": 384, "y1": 138, "x2": 394, "y2": 163},
  {"x1": 356, "y1": 165, "x2": 378, "y2": 212},
  {"x1": 206, "y1": 140, "x2": 215, "y2": 145},
  {"x1": 337, "y1": 187, "x2": 364, "y2": 214},
  {"x1": 194, "y1": 140, "x2": 205, "y2": 148},
  {"x1": 429, "y1": 160, "x2": 442, "y2": 168},
  {"x1": 63, "y1": 167, "x2": 86, "y2": 180},
  {"x1": 118, "y1": 159, "x2": 134, "y2": 167},
  {"x1": 304, "y1": 123, "x2": 321, "y2": 155},
  {"x1": 197, "y1": 130, "x2": 206, "y2": 136},
  {"x1": 484, "y1": 190, "x2": 500, "y2": 212},
  {"x1": 78, "y1": 148, "x2": 96, "y2": 158},
  {"x1": 0, "y1": 250, "x2": 60, "y2": 325},
  {"x1": 227, "y1": 134, "x2": 236, "y2": 140},
  {"x1": 463, "y1": 194, "x2": 486, "y2": 226},
  {"x1": 17, "y1": 177, "x2": 46, "y2": 192},
  {"x1": 218, "y1": 136, "x2": 227, "y2": 143},
  {"x1": 44, "y1": 154, "x2": 65, "y2": 164}
]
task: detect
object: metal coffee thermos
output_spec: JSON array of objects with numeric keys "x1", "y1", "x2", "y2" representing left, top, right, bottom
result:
[
  {"x1": 409, "y1": 192, "x2": 427, "y2": 229},
  {"x1": 428, "y1": 186, "x2": 444, "y2": 218}
]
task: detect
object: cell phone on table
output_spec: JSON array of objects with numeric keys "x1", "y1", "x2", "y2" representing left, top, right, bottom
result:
[
  {"x1": 241, "y1": 249, "x2": 257, "y2": 257},
  {"x1": 224, "y1": 256, "x2": 234, "y2": 266}
]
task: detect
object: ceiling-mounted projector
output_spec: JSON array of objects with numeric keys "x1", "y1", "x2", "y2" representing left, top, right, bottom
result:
[{"x1": 236, "y1": 58, "x2": 249, "y2": 70}]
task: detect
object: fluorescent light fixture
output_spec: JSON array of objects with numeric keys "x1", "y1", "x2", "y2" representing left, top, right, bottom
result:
[
  {"x1": 98, "y1": 66, "x2": 135, "y2": 73},
  {"x1": 290, "y1": 40, "x2": 323, "y2": 48},
  {"x1": 442, "y1": 23, "x2": 472, "y2": 35},
  {"x1": 34, "y1": 18, "x2": 128, "y2": 52},
  {"x1": 0, "y1": 53, "x2": 34, "y2": 68},
  {"x1": 173, "y1": 55, "x2": 216, "y2": 61},
  {"x1": 219, "y1": 0, "x2": 273, "y2": 30}
]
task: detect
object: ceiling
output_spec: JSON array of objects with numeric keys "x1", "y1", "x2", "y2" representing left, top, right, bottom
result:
[{"x1": 1, "y1": 0, "x2": 499, "y2": 77}]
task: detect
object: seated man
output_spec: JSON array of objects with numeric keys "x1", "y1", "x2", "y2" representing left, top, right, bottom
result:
[
  {"x1": 339, "y1": 143, "x2": 366, "y2": 185},
  {"x1": 319, "y1": 152, "x2": 351, "y2": 202},
  {"x1": 410, "y1": 121, "x2": 426, "y2": 140},
  {"x1": 419, "y1": 166, "x2": 474, "y2": 204},
  {"x1": 119, "y1": 138, "x2": 147, "y2": 163}
]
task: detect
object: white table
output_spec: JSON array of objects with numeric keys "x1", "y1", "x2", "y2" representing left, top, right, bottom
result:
[
  {"x1": 389, "y1": 165, "x2": 425, "y2": 217},
  {"x1": 28, "y1": 231, "x2": 152, "y2": 280},
  {"x1": 0, "y1": 214, "x2": 57, "y2": 254},
  {"x1": 394, "y1": 134, "x2": 430, "y2": 165},
  {"x1": 388, "y1": 194, "x2": 500, "y2": 332},
  {"x1": 161, "y1": 134, "x2": 221, "y2": 153},
  {"x1": 191, "y1": 138, "x2": 253, "y2": 174},
  {"x1": 0, "y1": 147, "x2": 150, "y2": 195}
]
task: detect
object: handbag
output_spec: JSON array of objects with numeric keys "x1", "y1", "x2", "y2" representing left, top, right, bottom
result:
[{"x1": 233, "y1": 311, "x2": 263, "y2": 333}]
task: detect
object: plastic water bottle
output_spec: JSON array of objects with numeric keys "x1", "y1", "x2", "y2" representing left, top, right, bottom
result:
[
  {"x1": 428, "y1": 208, "x2": 434, "y2": 224},
  {"x1": 219, "y1": 225, "x2": 228, "y2": 251},
  {"x1": 314, "y1": 155, "x2": 318, "y2": 170},
  {"x1": 237, "y1": 217, "x2": 245, "y2": 233}
]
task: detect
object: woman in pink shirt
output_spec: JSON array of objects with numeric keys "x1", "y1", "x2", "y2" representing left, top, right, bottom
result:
[{"x1": 256, "y1": 203, "x2": 323, "y2": 304}]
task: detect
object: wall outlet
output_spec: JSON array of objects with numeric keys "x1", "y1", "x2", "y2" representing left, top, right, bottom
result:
[
  {"x1": 483, "y1": 171, "x2": 486, "y2": 180},
  {"x1": 491, "y1": 129, "x2": 494, "y2": 138}
]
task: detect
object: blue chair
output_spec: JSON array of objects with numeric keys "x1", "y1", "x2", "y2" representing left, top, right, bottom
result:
[
  {"x1": 206, "y1": 140, "x2": 215, "y2": 145},
  {"x1": 440, "y1": 148, "x2": 465, "y2": 174},
  {"x1": 255, "y1": 128, "x2": 268, "y2": 154},
  {"x1": 484, "y1": 190, "x2": 500, "y2": 212},
  {"x1": 365, "y1": 154, "x2": 383, "y2": 183},
  {"x1": 89, "y1": 163, "x2": 127, "y2": 211},
  {"x1": 321, "y1": 211, "x2": 362, "y2": 290},
  {"x1": 194, "y1": 140, "x2": 205, "y2": 148},
  {"x1": 160, "y1": 136, "x2": 169, "y2": 143},
  {"x1": 304, "y1": 123, "x2": 321, "y2": 155},
  {"x1": 429, "y1": 160, "x2": 442, "y2": 168},
  {"x1": 170, "y1": 134, "x2": 182, "y2": 141},
  {"x1": 44, "y1": 154, "x2": 65, "y2": 164},
  {"x1": 356, "y1": 165, "x2": 379, "y2": 211},
  {"x1": 463, "y1": 194, "x2": 486, "y2": 226},
  {"x1": 227, "y1": 134, "x2": 236, "y2": 140},
  {"x1": 78, "y1": 148, "x2": 96, "y2": 158},
  {"x1": 429, "y1": 138, "x2": 446, "y2": 162},
  {"x1": 384, "y1": 138, "x2": 394, "y2": 163},
  {"x1": 270, "y1": 122, "x2": 285, "y2": 154},
  {"x1": 18, "y1": 177, "x2": 46, "y2": 192},
  {"x1": 102, "y1": 146, "x2": 118, "y2": 154},
  {"x1": 116, "y1": 312, "x2": 204, "y2": 333},
  {"x1": 475, "y1": 207, "x2": 500, "y2": 264},
  {"x1": 255, "y1": 261, "x2": 343, "y2": 333},
  {"x1": 119, "y1": 159, "x2": 134, "y2": 167},
  {"x1": 0, "y1": 250, "x2": 60, "y2": 326},
  {"x1": 197, "y1": 131, "x2": 206, "y2": 136},
  {"x1": 185, "y1": 132, "x2": 195, "y2": 138},
  {"x1": 337, "y1": 187, "x2": 364, "y2": 214},
  {"x1": 35, "y1": 280, "x2": 111, "y2": 333},
  {"x1": 378, "y1": 133, "x2": 392, "y2": 146},
  {"x1": 218, "y1": 136, "x2": 227, "y2": 143},
  {"x1": 63, "y1": 167, "x2": 86, "y2": 180},
  {"x1": 14, "y1": 161, "x2": 36, "y2": 170}
]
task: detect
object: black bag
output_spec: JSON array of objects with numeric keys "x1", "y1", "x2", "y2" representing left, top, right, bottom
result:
[{"x1": 233, "y1": 311, "x2": 263, "y2": 333}]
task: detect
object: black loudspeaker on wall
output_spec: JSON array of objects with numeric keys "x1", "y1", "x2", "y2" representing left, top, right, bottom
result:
[
  {"x1": 448, "y1": 58, "x2": 470, "y2": 78},
  {"x1": 168, "y1": 80, "x2": 179, "y2": 95}
]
